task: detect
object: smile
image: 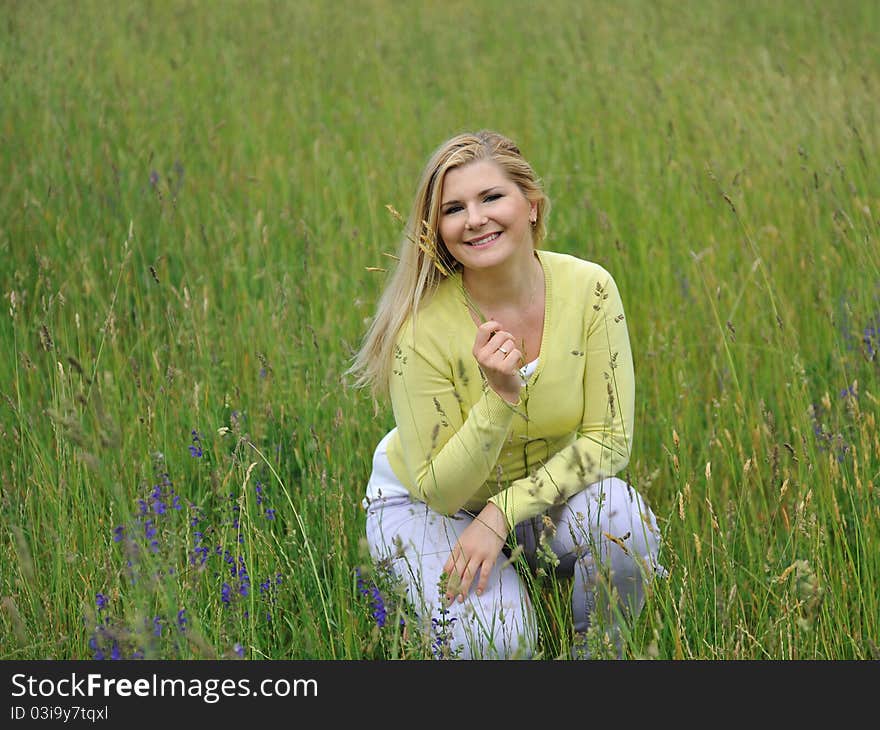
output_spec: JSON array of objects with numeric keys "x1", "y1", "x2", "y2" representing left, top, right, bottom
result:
[{"x1": 464, "y1": 231, "x2": 501, "y2": 247}]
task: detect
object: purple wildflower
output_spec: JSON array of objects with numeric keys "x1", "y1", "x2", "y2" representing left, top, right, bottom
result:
[
  {"x1": 96, "y1": 593, "x2": 108, "y2": 611},
  {"x1": 236, "y1": 557, "x2": 251, "y2": 597},
  {"x1": 431, "y1": 604, "x2": 459, "y2": 659},
  {"x1": 191, "y1": 545, "x2": 209, "y2": 566},
  {"x1": 371, "y1": 585, "x2": 387, "y2": 627},
  {"x1": 189, "y1": 429, "x2": 203, "y2": 458},
  {"x1": 864, "y1": 323, "x2": 878, "y2": 360},
  {"x1": 355, "y1": 567, "x2": 387, "y2": 628},
  {"x1": 144, "y1": 519, "x2": 159, "y2": 553}
]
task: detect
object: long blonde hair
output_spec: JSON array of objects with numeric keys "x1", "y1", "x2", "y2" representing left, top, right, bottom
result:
[{"x1": 346, "y1": 130, "x2": 550, "y2": 398}]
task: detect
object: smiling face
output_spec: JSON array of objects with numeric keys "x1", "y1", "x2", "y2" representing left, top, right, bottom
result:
[{"x1": 438, "y1": 159, "x2": 537, "y2": 272}]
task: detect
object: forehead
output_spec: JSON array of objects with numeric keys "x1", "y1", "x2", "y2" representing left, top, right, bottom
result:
[{"x1": 440, "y1": 159, "x2": 511, "y2": 201}]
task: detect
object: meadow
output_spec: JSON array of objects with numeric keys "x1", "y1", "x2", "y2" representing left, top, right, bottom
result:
[{"x1": 1, "y1": 0, "x2": 878, "y2": 660}]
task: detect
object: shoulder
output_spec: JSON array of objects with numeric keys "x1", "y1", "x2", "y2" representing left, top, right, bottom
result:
[
  {"x1": 396, "y1": 276, "x2": 465, "y2": 351},
  {"x1": 419, "y1": 274, "x2": 462, "y2": 317},
  {"x1": 540, "y1": 249, "x2": 618, "y2": 290}
]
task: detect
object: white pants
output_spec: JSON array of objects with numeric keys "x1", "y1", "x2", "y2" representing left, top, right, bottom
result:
[{"x1": 364, "y1": 432, "x2": 664, "y2": 659}]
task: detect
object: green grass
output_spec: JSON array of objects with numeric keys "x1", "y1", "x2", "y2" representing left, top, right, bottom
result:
[{"x1": 1, "y1": 0, "x2": 878, "y2": 659}]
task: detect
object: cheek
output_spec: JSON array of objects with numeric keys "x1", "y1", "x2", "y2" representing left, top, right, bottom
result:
[
  {"x1": 508, "y1": 200, "x2": 531, "y2": 225},
  {"x1": 445, "y1": 248, "x2": 467, "y2": 267},
  {"x1": 438, "y1": 217, "x2": 459, "y2": 246}
]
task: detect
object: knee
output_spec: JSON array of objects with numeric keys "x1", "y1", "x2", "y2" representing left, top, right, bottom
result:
[
  {"x1": 600, "y1": 478, "x2": 661, "y2": 559},
  {"x1": 579, "y1": 479, "x2": 663, "y2": 608}
]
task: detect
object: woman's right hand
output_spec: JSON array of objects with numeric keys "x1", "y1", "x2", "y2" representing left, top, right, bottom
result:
[{"x1": 473, "y1": 320, "x2": 522, "y2": 404}]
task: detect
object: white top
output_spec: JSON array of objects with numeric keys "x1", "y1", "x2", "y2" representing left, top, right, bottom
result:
[
  {"x1": 363, "y1": 359, "x2": 540, "y2": 508},
  {"x1": 519, "y1": 357, "x2": 539, "y2": 382}
]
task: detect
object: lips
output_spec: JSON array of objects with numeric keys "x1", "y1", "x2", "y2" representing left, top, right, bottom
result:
[{"x1": 464, "y1": 231, "x2": 501, "y2": 247}]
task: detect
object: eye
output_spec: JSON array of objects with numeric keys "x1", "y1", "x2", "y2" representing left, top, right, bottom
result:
[
  {"x1": 442, "y1": 204, "x2": 463, "y2": 215},
  {"x1": 484, "y1": 193, "x2": 502, "y2": 202}
]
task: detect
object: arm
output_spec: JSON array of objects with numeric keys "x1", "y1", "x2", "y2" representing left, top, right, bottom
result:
[
  {"x1": 488, "y1": 270, "x2": 635, "y2": 529},
  {"x1": 389, "y1": 318, "x2": 525, "y2": 516},
  {"x1": 442, "y1": 501, "x2": 509, "y2": 602}
]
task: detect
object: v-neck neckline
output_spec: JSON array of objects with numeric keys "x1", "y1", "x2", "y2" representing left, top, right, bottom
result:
[{"x1": 456, "y1": 249, "x2": 552, "y2": 385}]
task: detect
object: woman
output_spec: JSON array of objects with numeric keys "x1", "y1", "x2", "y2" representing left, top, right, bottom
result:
[{"x1": 347, "y1": 130, "x2": 663, "y2": 659}]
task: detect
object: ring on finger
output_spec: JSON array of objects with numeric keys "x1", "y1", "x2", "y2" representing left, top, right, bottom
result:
[{"x1": 499, "y1": 345, "x2": 511, "y2": 355}]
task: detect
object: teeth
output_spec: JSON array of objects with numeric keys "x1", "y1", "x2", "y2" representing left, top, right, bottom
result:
[{"x1": 469, "y1": 232, "x2": 499, "y2": 246}]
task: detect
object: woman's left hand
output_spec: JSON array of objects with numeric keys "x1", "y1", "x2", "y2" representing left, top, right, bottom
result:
[{"x1": 443, "y1": 502, "x2": 510, "y2": 602}]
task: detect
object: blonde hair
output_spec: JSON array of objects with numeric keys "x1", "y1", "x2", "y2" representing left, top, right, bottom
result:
[{"x1": 346, "y1": 130, "x2": 550, "y2": 398}]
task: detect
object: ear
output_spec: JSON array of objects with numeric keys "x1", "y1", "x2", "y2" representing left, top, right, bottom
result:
[{"x1": 529, "y1": 201, "x2": 538, "y2": 223}]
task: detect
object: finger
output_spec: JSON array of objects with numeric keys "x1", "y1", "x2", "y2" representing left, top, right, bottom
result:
[
  {"x1": 494, "y1": 338, "x2": 516, "y2": 358},
  {"x1": 457, "y1": 562, "x2": 478, "y2": 601},
  {"x1": 474, "y1": 320, "x2": 502, "y2": 349},
  {"x1": 445, "y1": 571, "x2": 463, "y2": 598},
  {"x1": 499, "y1": 346, "x2": 523, "y2": 368},
  {"x1": 476, "y1": 559, "x2": 496, "y2": 596},
  {"x1": 481, "y1": 331, "x2": 515, "y2": 359},
  {"x1": 443, "y1": 549, "x2": 459, "y2": 597},
  {"x1": 487, "y1": 329, "x2": 513, "y2": 347},
  {"x1": 445, "y1": 545, "x2": 470, "y2": 594}
]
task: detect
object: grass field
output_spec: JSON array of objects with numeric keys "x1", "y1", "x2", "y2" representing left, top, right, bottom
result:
[{"x1": 1, "y1": 0, "x2": 878, "y2": 660}]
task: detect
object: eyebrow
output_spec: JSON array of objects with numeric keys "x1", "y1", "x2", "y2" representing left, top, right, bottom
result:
[{"x1": 440, "y1": 186, "x2": 503, "y2": 208}]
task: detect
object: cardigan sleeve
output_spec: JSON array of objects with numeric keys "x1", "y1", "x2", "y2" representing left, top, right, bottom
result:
[
  {"x1": 487, "y1": 268, "x2": 635, "y2": 529},
  {"x1": 388, "y1": 316, "x2": 525, "y2": 516}
]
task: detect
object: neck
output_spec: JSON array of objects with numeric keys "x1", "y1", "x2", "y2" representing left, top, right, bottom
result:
[{"x1": 461, "y1": 248, "x2": 541, "y2": 313}]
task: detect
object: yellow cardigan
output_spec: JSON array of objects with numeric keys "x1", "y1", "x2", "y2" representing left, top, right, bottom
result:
[{"x1": 386, "y1": 249, "x2": 635, "y2": 530}]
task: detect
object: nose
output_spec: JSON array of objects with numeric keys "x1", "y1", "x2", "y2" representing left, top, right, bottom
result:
[{"x1": 465, "y1": 204, "x2": 487, "y2": 230}]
